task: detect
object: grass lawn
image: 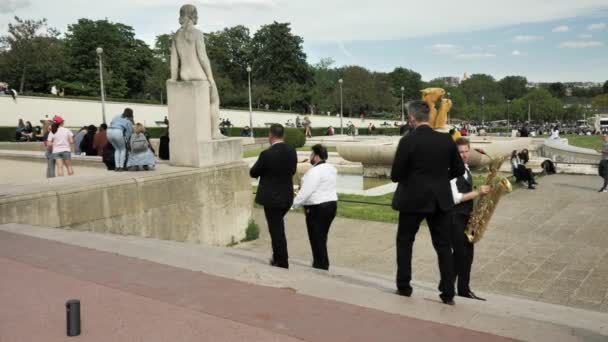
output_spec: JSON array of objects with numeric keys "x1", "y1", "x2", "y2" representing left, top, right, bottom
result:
[{"x1": 564, "y1": 134, "x2": 604, "y2": 151}]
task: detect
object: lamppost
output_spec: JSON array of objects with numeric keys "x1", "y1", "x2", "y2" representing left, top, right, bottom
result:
[
  {"x1": 246, "y1": 65, "x2": 253, "y2": 138},
  {"x1": 400, "y1": 86, "x2": 405, "y2": 125},
  {"x1": 506, "y1": 99, "x2": 511, "y2": 130},
  {"x1": 481, "y1": 95, "x2": 485, "y2": 127},
  {"x1": 96, "y1": 47, "x2": 107, "y2": 124},
  {"x1": 339, "y1": 78, "x2": 343, "y2": 135}
]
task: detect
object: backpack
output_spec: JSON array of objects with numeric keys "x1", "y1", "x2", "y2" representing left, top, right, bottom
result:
[
  {"x1": 540, "y1": 160, "x2": 556, "y2": 175},
  {"x1": 130, "y1": 133, "x2": 149, "y2": 154}
]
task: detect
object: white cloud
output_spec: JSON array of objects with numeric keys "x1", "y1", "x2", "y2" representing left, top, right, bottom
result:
[
  {"x1": 511, "y1": 50, "x2": 522, "y2": 56},
  {"x1": 587, "y1": 22, "x2": 606, "y2": 31},
  {"x1": 511, "y1": 35, "x2": 543, "y2": 43},
  {"x1": 430, "y1": 43, "x2": 460, "y2": 55},
  {"x1": 456, "y1": 53, "x2": 496, "y2": 59},
  {"x1": 0, "y1": 0, "x2": 31, "y2": 13},
  {"x1": 552, "y1": 25, "x2": 570, "y2": 32},
  {"x1": 559, "y1": 41, "x2": 604, "y2": 48},
  {"x1": 10, "y1": 0, "x2": 608, "y2": 43},
  {"x1": 579, "y1": 34, "x2": 593, "y2": 39}
]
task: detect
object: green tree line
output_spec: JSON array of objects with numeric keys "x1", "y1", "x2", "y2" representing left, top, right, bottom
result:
[{"x1": 1, "y1": 16, "x2": 607, "y2": 123}]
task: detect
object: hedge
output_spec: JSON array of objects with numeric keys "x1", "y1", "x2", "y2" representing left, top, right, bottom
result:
[{"x1": 0, "y1": 126, "x2": 399, "y2": 142}]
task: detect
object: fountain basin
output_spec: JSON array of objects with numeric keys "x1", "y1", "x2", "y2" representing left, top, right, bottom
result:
[{"x1": 337, "y1": 136, "x2": 533, "y2": 178}]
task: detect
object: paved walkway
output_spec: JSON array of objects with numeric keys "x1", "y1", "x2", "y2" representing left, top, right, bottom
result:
[
  {"x1": 238, "y1": 174, "x2": 608, "y2": 312},
  {"x1": 0, "y1": 230, "x2": 514, "y2": 342}
]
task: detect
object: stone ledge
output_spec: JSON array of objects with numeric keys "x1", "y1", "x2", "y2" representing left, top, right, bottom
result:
[{"x1": 0, "y1": 162, "x2": 252, "y2": 246}]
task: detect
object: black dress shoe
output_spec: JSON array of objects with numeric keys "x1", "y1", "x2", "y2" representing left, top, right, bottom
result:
[
  {"x1": 458, "y1": 291, "x2": 486, "y2": 301},
  {"x1": 395, "y1": 288, "x2": 412, "y2": 297},
  {"x1": 269, "y1": 258, "x2": 288, "y2": 269},
  {"x1": 440, "y1": 297, "x2": 455, "y2": 305}
]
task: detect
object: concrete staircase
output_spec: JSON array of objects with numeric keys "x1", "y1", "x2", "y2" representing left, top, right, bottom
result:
[{"x1": 1, "y1": 223, "x2": 606, "y2": 342}]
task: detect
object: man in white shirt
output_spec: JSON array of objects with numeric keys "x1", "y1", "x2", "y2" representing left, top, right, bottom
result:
[
  {"x1": 450, "y1": 138, "x2": 490, "y2": 300},
  {"x1": 292, "y1": 144, "x2": 338, "y2": 270}
]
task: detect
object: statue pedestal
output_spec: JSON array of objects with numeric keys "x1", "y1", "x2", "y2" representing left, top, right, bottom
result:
[{"x1": 167, "y1": 80, "x2": 242, "y2": 168}]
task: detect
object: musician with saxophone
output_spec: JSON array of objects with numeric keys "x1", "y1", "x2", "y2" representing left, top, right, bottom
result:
[{"x1": 450, "y1": 138, "x2": 491, "y2": 301}]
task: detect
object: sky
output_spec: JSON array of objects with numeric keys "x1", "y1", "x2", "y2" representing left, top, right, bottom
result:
[{"x1": 1, "y1": 0, "x2": 607, "y2": 82}]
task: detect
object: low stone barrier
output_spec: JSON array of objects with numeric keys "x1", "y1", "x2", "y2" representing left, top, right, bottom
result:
[{"x1": 0, "y1": 161, "x2": 252, "y2": 246}]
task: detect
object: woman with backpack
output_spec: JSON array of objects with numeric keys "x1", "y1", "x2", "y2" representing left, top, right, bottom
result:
[
  {"x1": 107, "y1": 108, "x2": 134, "y2": 172},
  {"x1": 126, "y1": 123, "x2": 156, "y2": 171}
]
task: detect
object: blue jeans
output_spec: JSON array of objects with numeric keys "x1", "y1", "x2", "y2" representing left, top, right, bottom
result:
[
  {"x1": 45, "y1": 150, "x2": 55, "y2": 178},
  {"x1": 107, "y1": 128, "x2": 127, "y2": 169}
]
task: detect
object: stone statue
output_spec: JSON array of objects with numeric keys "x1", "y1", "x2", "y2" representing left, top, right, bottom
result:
[
  {"x1": 170, "y1": 4, "x2": 223, "y2": 139},
  {"x1": 421, "y1": 87, "x2": 452, "y2": 129}
]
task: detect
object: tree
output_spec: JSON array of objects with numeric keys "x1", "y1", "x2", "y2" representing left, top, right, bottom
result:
[
  {"x1": 511, "y1": 88, "x2": 563, "y2": 122},
  {"x1": 205, "y1": 25, "x2": 252, "y2": 107},
  {"x1": 143, "y1": 34, "x2": 172, "y2": 103},
  {"x1": 603, "y1": 80, "x2": 608, "y2": 94},
  {"x1": 498, "y1": 76, "x2": 528, "y2": 100},
  {"x1": 206, "y1": 26, "x2": 251, "y2": 86},
  {"x1": 547, "y1": 82, "x2": 566, "y2": 98},
  {"x1": 460, "y1": 74, "x2": 504, "y2": 105},
  {"x1": 62, "y1": 19, "x2": 154, "y2": 98},
  {"x1": 250, "y1": 21, "x2": 312, "y2": 106},
  {"x1": 0, "y1": 17, "x2": 65, "y2": 93},
  {"x1": 335, "y1": 66, "x2": 377, "y2": 117},
  {"x1": 388, "y1": 67, "x2": 421, "y2": 102},
  {"x1": 309, "y1": 58, "x2": 338, "y2": 114},
  {"x1": 592, "y1": 95, "x2": 608, "y2": 111}
]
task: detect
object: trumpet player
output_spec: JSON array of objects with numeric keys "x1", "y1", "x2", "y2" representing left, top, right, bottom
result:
[{"x1": 450, "y1": 138, "x2": 491, "y2": 300}]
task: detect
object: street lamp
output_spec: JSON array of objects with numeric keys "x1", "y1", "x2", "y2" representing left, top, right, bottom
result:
[
  {"x1": 481, "y1": 95, "x2": 485, "y2": 127},
  {"x1": 506, "y1": 99, "x2": 511, "y2": 130},
  {"x1": 96, "y1": 47, "x2": 107, "y2": 124},
  {"x1": 339, "y1": 78, "x2": 343, "y2": 135},
  {"x1": 246, "y1": 65, "x2": 253, "y2": 138},
  {"x1": 400, "y1": 86, "x2": 405, "y2": 125}
]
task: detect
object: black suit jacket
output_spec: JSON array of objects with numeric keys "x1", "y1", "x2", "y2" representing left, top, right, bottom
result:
[
  {"x1": 391, "y1": 125, "x2": 465, "y2": 213},
  {"x1": 250, "y1": 142, "x2": 298, "y2": 209}
]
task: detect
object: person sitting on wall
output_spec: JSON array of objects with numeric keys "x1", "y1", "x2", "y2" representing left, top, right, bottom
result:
[
  {"x1": 126, "y1": 123, "x2": 156, "y2": 171},
  {"x1": 241, "y1": 126, "x2": 251, "y2": 137},
  {"x1": 80, "y1": 125, "x2": 98, "y2": 156},
  {"x1": 510, "y1": 150, "x2": 537, "y2": 189},
  {"x1": 326, "y1": 126, "x2": 334, "y2": 136}
]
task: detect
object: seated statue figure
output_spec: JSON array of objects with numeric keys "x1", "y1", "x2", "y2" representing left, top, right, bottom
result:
[
  {"x1": 170, "y1": 4, "x2": 224, "y2": 139},
  {"x1": 421, "y1": 88, "x2": 452, "y2": 129}
]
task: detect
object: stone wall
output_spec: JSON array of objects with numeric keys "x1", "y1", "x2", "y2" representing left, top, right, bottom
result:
[
  {"x1": 0, "y1": 162, "x2": 252, "y2": 246},
  {"x1": 0, "y1": 95, "x2": 390, "y2": 129}
]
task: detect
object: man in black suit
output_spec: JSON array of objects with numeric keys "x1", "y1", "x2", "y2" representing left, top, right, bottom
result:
[
  {"x1": 391, "y1": 100, "x2": 465, "y2": 305},
  {"x1": 250, "y1": 124, "x2": 298, "y2": 269}
]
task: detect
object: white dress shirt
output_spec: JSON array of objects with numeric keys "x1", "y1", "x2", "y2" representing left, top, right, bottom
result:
[
  {"x1": 450, "y1": 164, "x2": 471, "y2": 205},
  {"x1": 293, "y1": 162, "x2": 338, "y2": 208}
]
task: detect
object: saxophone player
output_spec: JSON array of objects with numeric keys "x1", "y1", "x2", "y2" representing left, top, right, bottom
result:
[{"x1": 450, "y1": 138, "x2": 491, "y2": 300}]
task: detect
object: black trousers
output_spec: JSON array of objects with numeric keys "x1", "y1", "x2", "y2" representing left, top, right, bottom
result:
[
  {"x1": 515, "y1": 165, "x2": 536, "y2": 186},
  {"x1": 264, "y1": 207, "x2": 290, "y2": 268},
  {"x1": 451, "y1": 213, "x2": 474, "y2": 294},
  {"x1": 396, "y1": 210, "x2": 455, "y2": 299},
  {"x1": 304, "y1": 201, "x2": 337, "y2": 270}
]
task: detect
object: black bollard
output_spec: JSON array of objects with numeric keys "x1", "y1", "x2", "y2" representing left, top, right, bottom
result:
[{"x1": 66, "y1": 299, "x2": 81, "y2": 337}]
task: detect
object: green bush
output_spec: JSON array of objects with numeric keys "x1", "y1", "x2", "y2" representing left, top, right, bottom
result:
[
  {"x1": 242, "y1": 219, "x2": 260, "y2": 242},
  {"x1": 146, "y1": 127, "x2": 166, "y2": 139},
  {"x1": 284, "y1": 128, "x2": 305, "y2": 148},
  {"x1": 0, "y1": 127, "x2": 16, "y2": 141}
]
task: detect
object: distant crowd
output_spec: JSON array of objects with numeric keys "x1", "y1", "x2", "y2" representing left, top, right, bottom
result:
[{"x1": 16, "y1": 108, "x2": 171, "y2": 178}]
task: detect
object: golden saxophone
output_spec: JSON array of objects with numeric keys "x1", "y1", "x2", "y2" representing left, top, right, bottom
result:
[{"x1": 465, "y1": 154, "x2": 512, "y2": 244}]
